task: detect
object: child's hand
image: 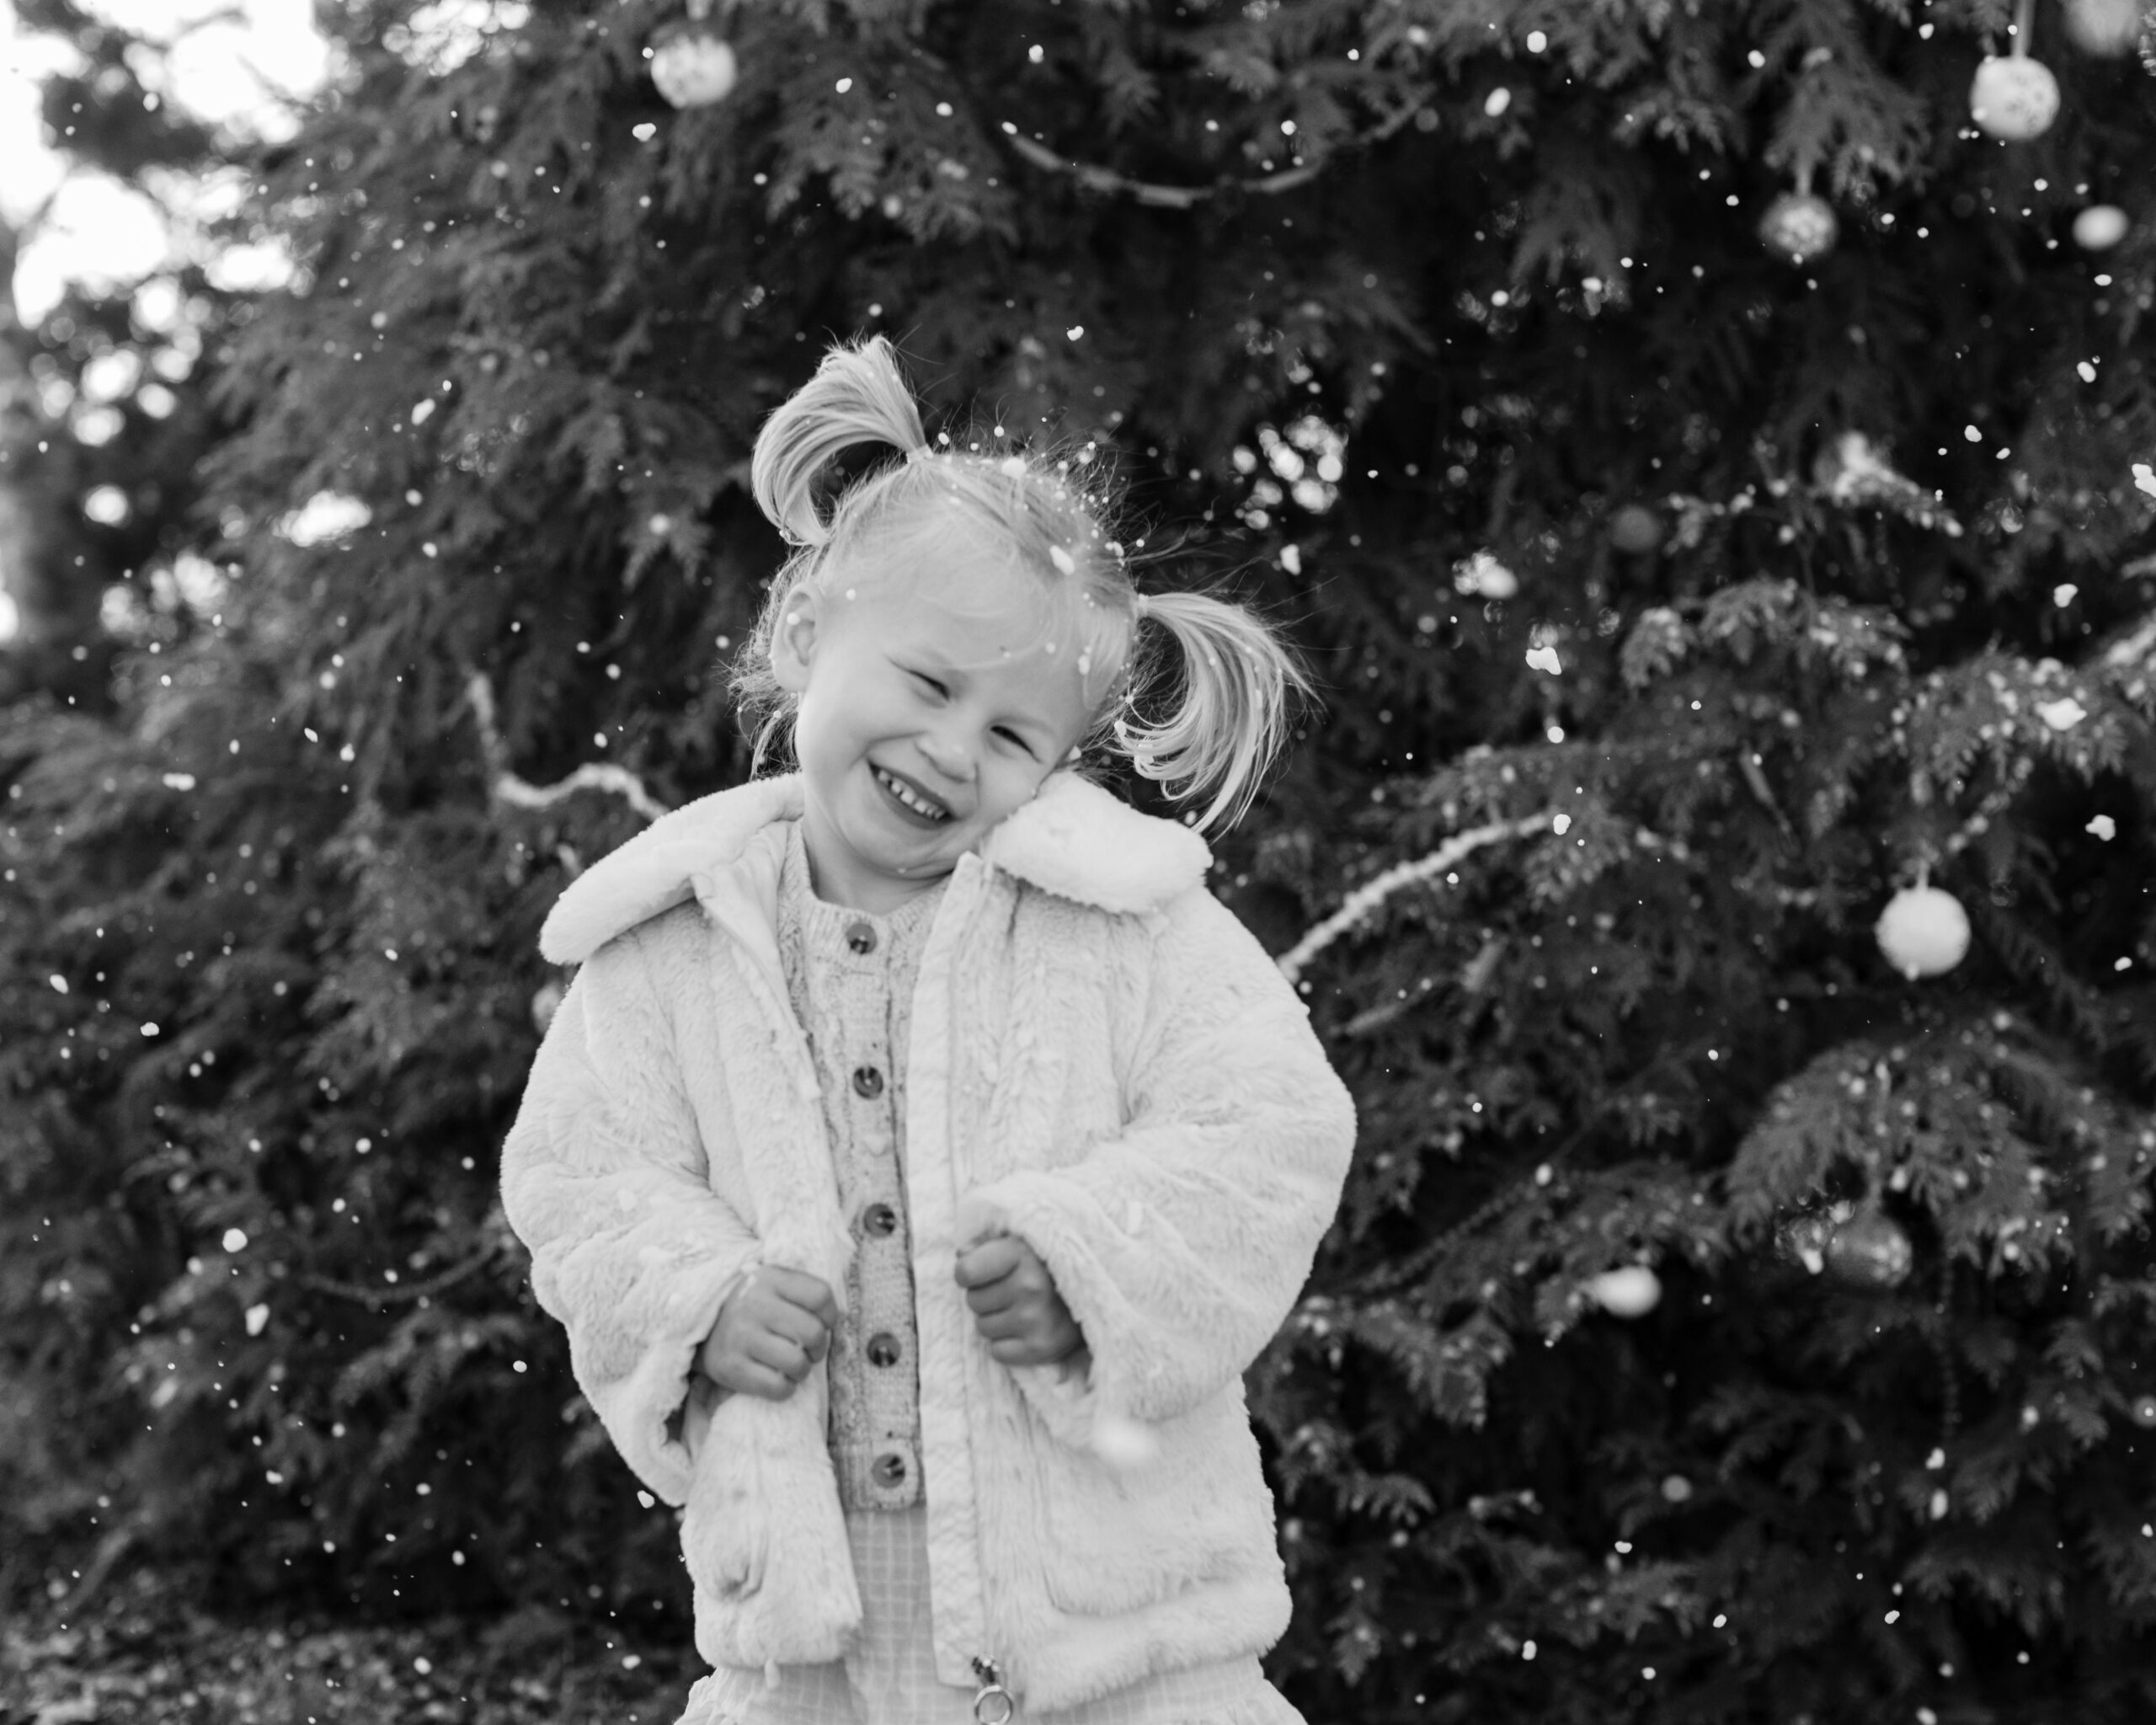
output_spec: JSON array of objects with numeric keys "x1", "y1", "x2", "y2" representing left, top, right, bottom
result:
[
  {"x1": 954, "y1": 1234, "x2": 1085, "y2": 1367},
  {"x1": 696, "y1": 1267, "x2": 839, "y2": 1402}
]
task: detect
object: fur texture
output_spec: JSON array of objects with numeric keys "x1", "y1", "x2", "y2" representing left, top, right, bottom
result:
[{"x1": 499, "y1": 774, "x2": 1354, "y2": 1709}]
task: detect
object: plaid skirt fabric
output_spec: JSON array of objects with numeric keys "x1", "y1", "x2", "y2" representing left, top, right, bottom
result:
[{"x1": 677, "y1": 1507, "x2": 1306, "y2": 1725}]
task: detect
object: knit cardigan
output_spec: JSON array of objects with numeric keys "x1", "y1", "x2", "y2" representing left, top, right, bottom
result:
[{"x1": 498, "y1": 772, "x2": 1356, "y2": 1709}]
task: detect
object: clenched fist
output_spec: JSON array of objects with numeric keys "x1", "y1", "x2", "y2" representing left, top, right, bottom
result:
[
  {"x1": 696, "y1": 1266, "x2": 839, "y2": 1402},
  {"x1": 954, "y1": 1233, "x2": 1085, "y2": 1368}
]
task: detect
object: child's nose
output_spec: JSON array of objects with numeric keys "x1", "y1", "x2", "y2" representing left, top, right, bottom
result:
[{"x1": 917, "y1": 731, "x2": 974, "y2": 782}]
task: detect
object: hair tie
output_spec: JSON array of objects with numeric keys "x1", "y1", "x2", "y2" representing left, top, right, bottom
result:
[
  {"x1": 905, "y1": 443, "x2": 932, "y2": 465},
  {"x1": 1133, "y1": 592, "x2": 1152, "y2": 618}
]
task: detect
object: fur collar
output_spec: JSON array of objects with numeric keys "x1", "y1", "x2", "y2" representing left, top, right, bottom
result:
[{"x1": 539, "y1": 772, "x2": 1210, "y2": 966}]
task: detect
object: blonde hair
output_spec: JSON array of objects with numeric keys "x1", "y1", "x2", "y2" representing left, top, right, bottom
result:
[{"x1": 734, "y1": 336, "x2": 1310, "y2": 832}]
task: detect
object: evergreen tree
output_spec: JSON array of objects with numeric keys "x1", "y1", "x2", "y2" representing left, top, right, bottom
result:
[
  {"x1": 0, "y1": 0, "x2": 265, "y2": 1590},
  {"x1": 3, "y1": 1, "x2": 2153, "y2": 1721}
]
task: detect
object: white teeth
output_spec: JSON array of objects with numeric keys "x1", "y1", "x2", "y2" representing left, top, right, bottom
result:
[{"x1": 876, "y1": 768, "x2": 948, "y2": 821}]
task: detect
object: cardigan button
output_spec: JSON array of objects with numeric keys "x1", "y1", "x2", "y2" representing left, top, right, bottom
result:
[
  {"x1": 872, "y1": 1451, "x2": 908, "y2": 1488},
  {"x1": 851, "y1": 1065, "x2": 884, "y2": 1100},
  {"x1": 861, "y1": 1202, "x2": 899, "y2": 1238},
  {"x1": 866, "y1": 1332, "x2": 901, "y2": 1368},
  {"x1": 846, "y1": 919, "x2": 878, "y2": 956}
]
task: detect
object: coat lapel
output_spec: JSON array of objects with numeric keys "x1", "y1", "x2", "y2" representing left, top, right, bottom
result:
[{"x1": 541, "y1": 770, "x2": 1209, "y2": 975}]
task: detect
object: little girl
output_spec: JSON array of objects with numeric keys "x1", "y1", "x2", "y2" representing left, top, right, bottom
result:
[{"x1": 499, "y1": 338, "x2": 1356, "y2": 1725}]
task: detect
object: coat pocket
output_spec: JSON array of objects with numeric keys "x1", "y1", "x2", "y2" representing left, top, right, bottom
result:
[{"x1": 1031, "y1": 1392, "x2": 1276, "y2": 1616}]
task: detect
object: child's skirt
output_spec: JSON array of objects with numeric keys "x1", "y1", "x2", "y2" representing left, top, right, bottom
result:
[{"x1": 677, "y1": 1506, "x2": 1308, "y2": 1725}]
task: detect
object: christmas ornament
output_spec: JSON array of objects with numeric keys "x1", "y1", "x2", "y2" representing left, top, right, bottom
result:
[
  {"x1": 1453, "y1": 550, "x2": 1518, "y2": 599},
  {"x1": 1587, "y1": 1265, "x2": 1662, "y2": 1317},
  {"x1": 1876, "y1": 883, "x2": 1971, "y2": 979},
  {"x1": 650, "y1": 0, "x2": 739, "y2": 109},
  {"x1": 1778, "y1": 1204, "x2": 1848, "y2": 1275},
  {"x1": 1758, "y1": 189, "x2": 1838, "y2": 265},
  {"x1": 2062, "y1": 0, "x2": 2143, "y2": 56},
  {"x1": 1969, "y1": 54, "x2": 2059, "y2": 142},
  {"x1": 2072, "y1": 205, "x2": 2130, "y2": 250},
  {"x1": 2132, "y1": 1394, "x2": 2156, "y2": 1429},
  {"x1": 1822, "y1": 1208, "x2": 1913, "y2": 1289},
  {"x1": 531, "y1": 979, "x2": 565, "y2": 1036},
  {"x1": 1608, "y1": 504, "x2": 1664, "y2": 554}
]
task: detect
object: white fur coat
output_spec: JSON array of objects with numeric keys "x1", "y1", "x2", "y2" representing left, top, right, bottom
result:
[{"x1": 498, "y1": 773, "x2": 1355, "y2": 1708}]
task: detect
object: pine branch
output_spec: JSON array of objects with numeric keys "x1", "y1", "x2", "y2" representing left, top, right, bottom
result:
[
  {"x1": 1002, "y1": 131, "x2": 1317, "y2": 208},
  {"x1": 464, "y1": 670, "x2": 670, "y2": 825},
  {"x1": 998, "y1": 92, "x2": 1422, "y2": 210},
  {"x1": 1276, "y1": 814, "x2": 1551, "y2": 985},
  {"x1": 296, "y1": 1246, "x2": 499, "y2": 1311},
  {"x1": 1344, "y1": 1051, "x2": 1696, "y2": 1303}
]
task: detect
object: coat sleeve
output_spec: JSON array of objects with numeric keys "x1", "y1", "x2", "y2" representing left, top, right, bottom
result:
[
  {"x1": 499, "y1": 927, "x2": 760, "y2": 1506},
  {"x1": 959, "y1": 885, "x2": 1355, "y2": 1439}
]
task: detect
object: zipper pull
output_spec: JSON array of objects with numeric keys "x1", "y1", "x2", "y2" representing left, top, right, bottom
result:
[{"x1": 970, "y1": 1655, "x2": 1014, "y2": 1725}]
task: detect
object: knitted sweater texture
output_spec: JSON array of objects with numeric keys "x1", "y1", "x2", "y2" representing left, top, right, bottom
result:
[{"x1": 774, "y1": 821, "x2": 941, "y2": 1511}]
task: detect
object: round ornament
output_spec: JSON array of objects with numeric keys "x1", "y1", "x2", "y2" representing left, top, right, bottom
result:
[
  {"x1": 2072, "y1": 204, "x2": 2131, "y2": 250},
  {"x1": 1779, "y1": 1207, "x2": 1844, "y2": 1274},
  {"x1": 1969, "y1": 55, "x2": 2060, "y2": 142},
  {"x1": 1609, "y1": 504, "x2": 1665, "y2": 555},
  {"x1": 2062, "y1": 0, "x2": 2143, "y2": 56},
  {"x1": 1588, "y1": 1265, "x2": 1662, "y2": 1318},
  {"x1": 2132, "y1": 1394, "x2": 2156, "y2": 1429},
  {"x1": 531, "y1": 979, "x2": 565, "y2": 1036},
  {"x1": 1822, "y1": 1210, "x2": 1913, "y2": 1289},
  {"x1": 1759, "y1": 190, "x2": 1838, "y2": 265},
  {"x1": 651, "y1": 28, "x2": 739, "y2": 109},
  {"x1": 1876, "y1": 884, "x2": 1972, "y2": 980}
]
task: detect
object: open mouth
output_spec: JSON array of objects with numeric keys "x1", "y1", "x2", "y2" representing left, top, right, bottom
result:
[{"x1": 873, "y1": 766, "x2": 952, "y2": 824}]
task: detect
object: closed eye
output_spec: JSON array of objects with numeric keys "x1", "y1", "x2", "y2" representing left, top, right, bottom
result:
[
  {"x1": 995, "y1": 726, "x2": 1038, "y2": 758},
  {"x1": 907, "y1": 669, "x2": 948, "y2": 698}
]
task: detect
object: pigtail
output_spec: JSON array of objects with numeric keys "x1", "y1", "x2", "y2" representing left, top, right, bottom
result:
[
  {"x1": 1116, "y1": 591, "x2": 1310, "y2": 833},
  {"x1": 750, "y1": 336, "x2": 928, "y2": 547}
]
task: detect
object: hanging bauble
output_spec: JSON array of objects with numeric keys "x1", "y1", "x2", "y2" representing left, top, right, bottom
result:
[
  {"x1": 650, "y1": 5, "x2": 739, "y2": 111},
  {"x1": 1778, "y1": 1205, "x2": 1849, "y2": 1275},
  {"x1": 1876, "y1": 884, "x2": 1972, "y2": 979},
  {"x1": 1608, "y1": 504, "x2": 1665, "y2": 555},
  {"x1": 1969, "y1": 54, "x2": 2060, "y2": 141},
  {"x1": 531, "y1": 979, "x2": 565, "y2": 1036},
  {"x1": 1587, "y1": 1265, "x2": 1662, "y2": 1318},
  {"x1": 2062, "y1": 0, "x2": 2143, "y2": 56},
  {"x1": 1759, "y1": 190, "x2": 1838, "y2": 264},
  {"x1": 1822, "y1": 1209, "x2": 1914, "y2": 1290},
  {"x1": 2072, "y1": 204, "x2": 2130, "y2": 250}
]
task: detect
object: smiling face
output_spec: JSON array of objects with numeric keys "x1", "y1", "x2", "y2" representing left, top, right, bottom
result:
[{"x1": 771, "y1": 547, "x2": 1098, "y2": 913}]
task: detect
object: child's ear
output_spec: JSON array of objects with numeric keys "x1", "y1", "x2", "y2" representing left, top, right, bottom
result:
[{"x1": 767, "y1": 589, "x2": 822, "y2": 695}]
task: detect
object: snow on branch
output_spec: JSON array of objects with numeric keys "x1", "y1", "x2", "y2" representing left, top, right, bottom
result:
[
  {"x1": 999, "y1": 100, "x2": 1422, "y2": 210},
  {"x1": 1276, "y1": 813, "x2": 1550, "y2": 986},
  {"x1": 2102, "y1": 611, "x2": 2156, "y2": 670},
  {"x1": 1004, "y1": 131, "x2": 1316, "y2": 206},
  {"x1": 465, "y1": 670, "x2": 671, "y2": 825}
]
